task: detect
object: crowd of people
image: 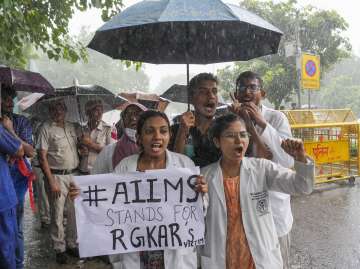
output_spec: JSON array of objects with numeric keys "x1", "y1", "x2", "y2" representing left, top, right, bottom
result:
[{"x1": 0, "y1": 71, "x2": 315, "y2": 269}]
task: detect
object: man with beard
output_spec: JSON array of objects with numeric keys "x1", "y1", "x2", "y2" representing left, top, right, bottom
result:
[
  {"x1": 170, "y1": 73, "x2": 220, "y2": 167},
  {"x1": 1, "y1": 86, "x2": 34, "y2": 269},
  {"x1": 78, "y1": 99, "x2": 115, "y2": 174},
  {"x1": 231, "y1": 71, "x2": 294, "y2": 269}
]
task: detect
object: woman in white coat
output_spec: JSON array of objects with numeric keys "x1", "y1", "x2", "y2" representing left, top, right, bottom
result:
[
  {"x1": 112, "y1": 110, "x2": 207, "y2": 269},
  {"x1": 200, "y1": 113, "x2": 314, "y2": 269}
]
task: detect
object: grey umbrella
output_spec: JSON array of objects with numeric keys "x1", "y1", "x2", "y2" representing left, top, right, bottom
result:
[
  {"x1": 88, "y1": 0, "x2": 283, "y2": 107},
  {"x1": 24, "y1": 84, "x2": 127, "y2": 123}
]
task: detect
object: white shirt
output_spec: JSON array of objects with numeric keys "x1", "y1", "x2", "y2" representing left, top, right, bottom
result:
[
  {"x1": 255, "y1": 105, "x2": 294, "y2": 237},
  {"x1": 259, "y1": 104, "x2": 294, "y2": 237},
  {"x1": 87, "y1": 120, "x2": 115, "y2": 171},
  {"x1": 91, "y1": 143, "x2": 117, "y2": 174}
]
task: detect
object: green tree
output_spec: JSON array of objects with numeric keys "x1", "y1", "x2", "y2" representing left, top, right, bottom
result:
[
  {"x1": 310, "y1": 56, "x2": 360, "y2": 116},
  {"x1": 216, "y1": 0, "x2": 351, "y2": 108},
  {"x1": 0, "y1": 0, "x2": 124, "y2": 68}
]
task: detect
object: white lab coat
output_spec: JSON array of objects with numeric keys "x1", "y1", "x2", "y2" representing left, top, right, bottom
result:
[
  {"x1": 260, "y1": 105, "x2": 295, "y2": 237},
  {"x1": 111, "y1": 149, "x2": 198, "y2": 269},
  {"x1": 200, "y1": 157, "x2": 314, "y2": 269}
]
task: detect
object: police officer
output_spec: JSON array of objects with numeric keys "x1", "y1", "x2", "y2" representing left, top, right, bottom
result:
[
  {"x1": 37, "y1": 99, "x2": 79, "y2": 264},
  {"x1": 78, "y1": 99, "x2": 115, "y2": 174}
]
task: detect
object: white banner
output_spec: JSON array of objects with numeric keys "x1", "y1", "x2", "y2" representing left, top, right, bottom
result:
[{"x1": 74, "y1": 167, "x2": 204, "y2": 258}]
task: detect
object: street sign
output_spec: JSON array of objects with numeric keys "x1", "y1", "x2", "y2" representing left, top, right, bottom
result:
[{"x1": 301, "y1": 53, "x2": 320, "y2": 90}]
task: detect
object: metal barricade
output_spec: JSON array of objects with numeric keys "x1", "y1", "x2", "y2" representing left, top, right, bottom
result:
[{"x1": 281, "y1": 109, "x2": 360, "y2": 184}]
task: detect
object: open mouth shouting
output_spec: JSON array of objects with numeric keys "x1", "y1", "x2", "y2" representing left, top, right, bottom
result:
[
  {"x1": 240, "y1": 98, "x2": 253, "y2": 103},
  {"x1": 150, "y1": 142, "x2": 163, "y2": 153},
  {"x1": 234, "y1": 145, "x2": 244, "y2": 157},
  {"x1": 203, "y1": 101, "x2": 216, "y2": 114}
]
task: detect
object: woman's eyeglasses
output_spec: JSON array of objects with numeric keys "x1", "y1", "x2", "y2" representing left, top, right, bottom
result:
[{"x1": 221, "y1": 131, "x2": 250, "y2": 139}]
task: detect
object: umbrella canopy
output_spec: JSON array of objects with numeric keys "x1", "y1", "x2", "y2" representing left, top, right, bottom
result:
[
  {"x1": 161, "y1": 84, "x2": 226, "y2": 105},
  {"x1": 0, "y1": 66, "x2": 54, "y2": 94},
  {"x1": 118, "y1": 91, "x2": 170, "y2": 111},
  {"x1": 23, "y1": 85, "x2": 127, "y2": 123},
  {"x1": 88, "y1": 0, "x2": 283, "y2": 64}
]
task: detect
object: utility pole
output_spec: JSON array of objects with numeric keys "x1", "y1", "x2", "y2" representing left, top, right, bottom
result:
[{"x1": 295, "y1": 10, "x2": 302, "y2": 109}]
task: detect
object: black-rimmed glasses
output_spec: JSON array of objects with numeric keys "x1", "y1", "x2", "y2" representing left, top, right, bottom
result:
[{"x1": 236, "y1": 84, "x2": 261, "y2": 93}]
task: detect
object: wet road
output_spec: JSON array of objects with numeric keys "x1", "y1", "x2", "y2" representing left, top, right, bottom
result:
[
  {"x1": 290, "y1": 181, "x2": 360, "y2": 269},
  {"x1": 24, "y1": 180, "x2": 360, "y2": 269}
]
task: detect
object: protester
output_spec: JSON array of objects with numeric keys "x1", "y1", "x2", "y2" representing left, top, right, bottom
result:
[
  {"x1": 78, "y1": 99, "x2": 115, "y2": 174},
  {"x1": 90, "y1": 102, "x2": 146, "y2": 267},
  {"x1": 200, "y1": 113, "x2": 314, "y2": 269},
  {"x1": 1, "y1": 85, "x2": 35, "y2": 269},
  {"x1": 37, "y1": 99, "x2": 79, "y2": 264},
  {"x1": 170, "y1": 73, "x2": 220, "y2": 167},
  {"x1": 0, "y1": 121, "x2": 24, "y2": 269},
  {"x1": 69, "y1": 110, "x2": 207, "y2": 269},
  {"x1": 111, "y1": 110, "x2": 207, "y2": 269},
  {"x1": 92, "y1": 102, "x2": 146, "y2": 174},
  {"x1": 231, "y1": 71, "x2": 295, "y2": 268}
]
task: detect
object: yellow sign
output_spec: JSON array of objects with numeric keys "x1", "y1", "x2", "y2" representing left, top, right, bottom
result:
[
  {"x1": 301, "y1": 53, "x2": 320, "y2": 89},
  {"x1": 304, "y1": 140, "x2": 349, "y2": 164}
]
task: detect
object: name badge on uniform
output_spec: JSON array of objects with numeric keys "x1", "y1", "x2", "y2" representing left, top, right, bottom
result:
[{"x1": 250, "y1": 191, "x2": 269, "y2": 216}]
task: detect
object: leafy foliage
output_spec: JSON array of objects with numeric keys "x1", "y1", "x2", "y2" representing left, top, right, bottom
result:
[
  {"x1": 311, "y1": 56, "x2": 360, "y2": 116},
  {"x1": 0, "y1": 0, "x2": 124, "y2": 68},
  {"x1": 217, "y1": 0, "x2": 351, "y2": 108}
]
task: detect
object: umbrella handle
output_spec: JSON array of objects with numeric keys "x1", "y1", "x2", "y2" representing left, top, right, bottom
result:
[{"x1": 187, "y1": 64, "x2": 190, "y2": 111}]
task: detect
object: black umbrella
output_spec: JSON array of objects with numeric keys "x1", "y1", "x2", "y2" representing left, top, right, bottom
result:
[
  {"x1": 23, "y1": 84, "x2": 127, "y2": 123},
  {"x1": 161, "y1": 83, "x2": 226, "y2": 106},
  {"x1": 88, "y1": 0, "x2": 283, "y2": 108},
  {"x1": 0, "y1": 66, "x2": 54, "y2": 94}
]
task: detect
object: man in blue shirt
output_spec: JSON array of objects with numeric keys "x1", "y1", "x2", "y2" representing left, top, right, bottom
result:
[
  {"x1": 0, "y1": 122, "x2": 24, "y2": 269},
  {"x1": 1, "y1": 86, "x2": 34, "y2": 269}
]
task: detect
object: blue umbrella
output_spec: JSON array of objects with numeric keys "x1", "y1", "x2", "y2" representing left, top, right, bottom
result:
[{"x1": 88, "y1": 0, "x2": 283, "y2": 107}]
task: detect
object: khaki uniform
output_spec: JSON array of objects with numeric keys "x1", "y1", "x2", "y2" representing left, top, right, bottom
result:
[
  {"x1": 37, "y1": 121, "x2": 79, "y2": 253},
  {"x1": 32, "y1": 155, "x2": 50, "y2": 225},
  {"x1": 32, "y1": 121, "x2": 51, "y2": 225},
  {"x1": 86, "y1": 120, "x2": 115, "y2": 171}
]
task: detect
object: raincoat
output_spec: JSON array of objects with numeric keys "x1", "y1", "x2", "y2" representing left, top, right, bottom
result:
[{"x1": 200, "y1": 157, "x2": 314, "y2": 269}]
